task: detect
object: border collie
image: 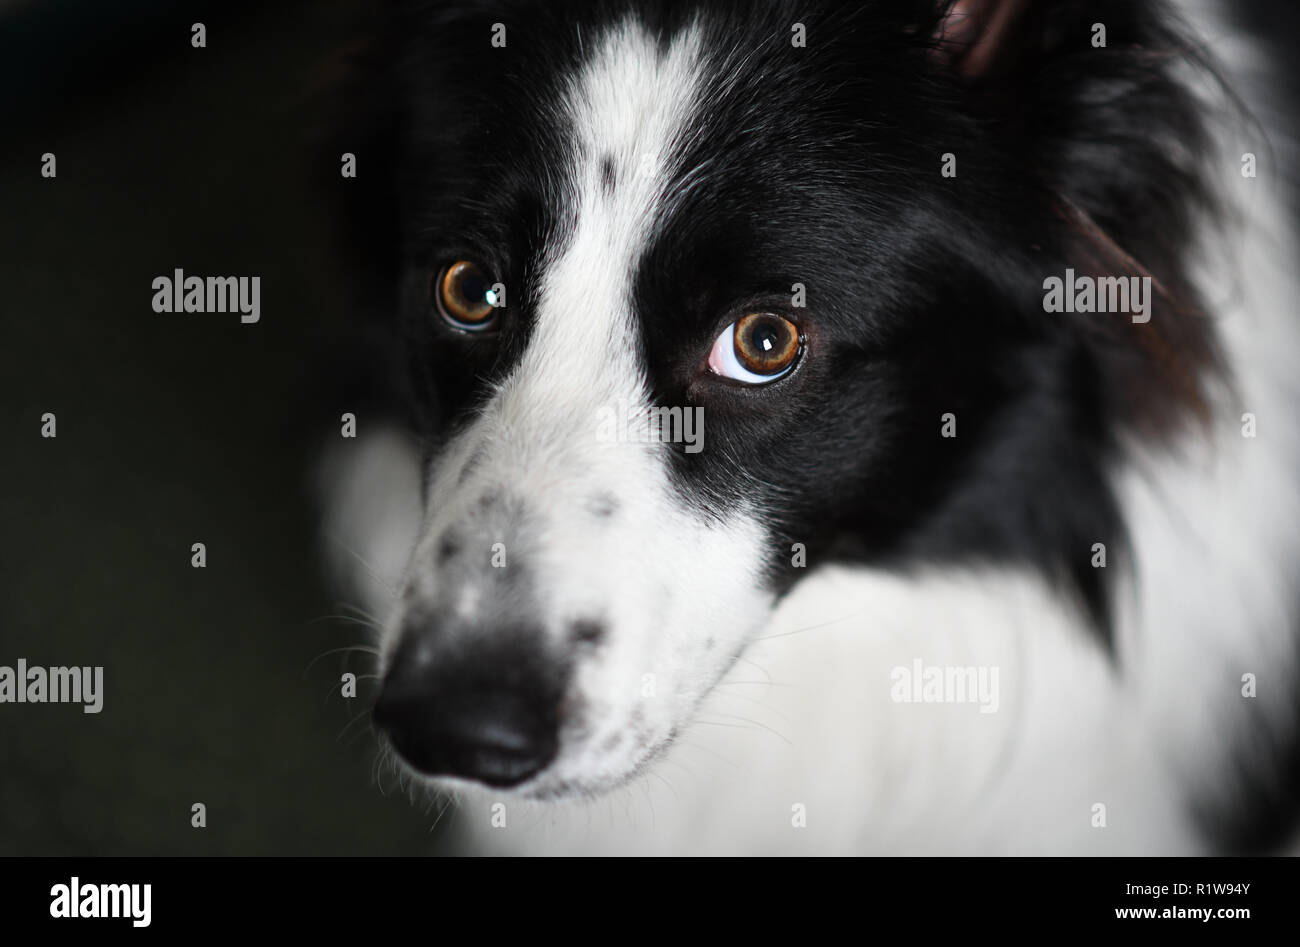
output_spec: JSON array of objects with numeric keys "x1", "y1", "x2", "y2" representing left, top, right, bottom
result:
[{"x1": 322, "y1": 0, "x2": 1300, "y2": 854}]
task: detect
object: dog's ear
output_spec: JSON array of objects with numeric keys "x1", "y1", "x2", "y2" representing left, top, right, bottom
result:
[{"x1": 932, "y1": 0, "x2": 1035, "y2": 78}]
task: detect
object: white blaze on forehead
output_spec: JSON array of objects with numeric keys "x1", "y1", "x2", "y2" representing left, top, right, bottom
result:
[
  {"x1": 518, "y1": 19, "x2": 706, "y2": 407},
  {"x1": 465, "y1": 17, "x2": 716, "y2": 622},
  {"x1": 416, "y1": 18, "x2": 714, "y2": 561},
  {"x1": 412, "y1": 18, "x2": 727, "y2": 618}
]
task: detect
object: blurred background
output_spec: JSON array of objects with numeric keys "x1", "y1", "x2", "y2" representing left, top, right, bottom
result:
[
  {"x1": 6, "y1": 0, "x2": 1300, "y2": 858},
  {"x1": 0, "y1": 0, "x2": 447, "y2": 853}
]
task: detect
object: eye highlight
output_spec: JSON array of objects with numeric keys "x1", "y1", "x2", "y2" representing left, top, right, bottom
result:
[
  {"x1": 707, "y1": 313, "x2": 803, "y2": 384},
  {"x1": 434, "y1": 261, "x2": 500, "y2": 332}
]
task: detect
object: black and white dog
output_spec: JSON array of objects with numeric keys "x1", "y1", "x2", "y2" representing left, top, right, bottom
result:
[{"x1": 323, "y1": 0, "x2": 1300, "y2": 853}]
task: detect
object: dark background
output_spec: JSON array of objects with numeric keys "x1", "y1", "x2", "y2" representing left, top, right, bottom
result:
[{"x1": 0, "y1": 0, "x2": 447, "y2": 854}]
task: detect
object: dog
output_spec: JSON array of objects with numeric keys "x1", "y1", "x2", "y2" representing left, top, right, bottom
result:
[{"x1": 321, "y1": 0, "x2": 1300, "y2": 854}]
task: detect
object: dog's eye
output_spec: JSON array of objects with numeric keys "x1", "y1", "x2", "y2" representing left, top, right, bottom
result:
[
  {"x1": 434, "y1": 261, "x2": 500, "y2": 332},
  {"x1": 707, "y1": 313, "x2": 802, "y2": 384}
]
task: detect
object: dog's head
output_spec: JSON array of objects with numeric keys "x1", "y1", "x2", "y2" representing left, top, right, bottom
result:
[{"x1": 355, "y1": 0, "x2": 1217, "y2": 796}]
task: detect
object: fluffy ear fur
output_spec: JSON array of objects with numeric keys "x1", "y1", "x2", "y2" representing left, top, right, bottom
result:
[
  {"x1": 931, "y1": 0, "x2": 1222, "y2": 436},
  {"x1": 1053, "y1": 195, "x2": 1219, "y2": 437}
]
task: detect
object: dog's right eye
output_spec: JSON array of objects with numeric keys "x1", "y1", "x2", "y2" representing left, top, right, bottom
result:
[
  {"x1": 434, "y1": 261, "x2": 501, "y2": 333},
  {"x1": 707, "y1": 313, "x2": 803, "y2": 384}
]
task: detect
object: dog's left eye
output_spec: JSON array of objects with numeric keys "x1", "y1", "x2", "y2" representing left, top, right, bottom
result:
[
  {"x1": 707, "y1": 313, "x2": 803, "y2": 384},
  {"x1": 434, "y1": 261, "x2": 501, "y2": 332}
]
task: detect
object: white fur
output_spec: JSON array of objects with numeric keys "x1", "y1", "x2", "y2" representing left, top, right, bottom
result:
[{"x1": 331, "y1": 3, "x2": 1300, "y2": 852}]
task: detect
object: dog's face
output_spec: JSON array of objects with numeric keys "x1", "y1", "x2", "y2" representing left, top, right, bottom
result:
[{"x1": 366, "y1": 1, "x2": 1204, "y2": 796}]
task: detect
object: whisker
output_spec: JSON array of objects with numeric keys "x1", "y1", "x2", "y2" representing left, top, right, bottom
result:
[
  {"x1": 646, "y1": 767, "x2": 680, "y2": 804},
  {"x1": 304, "y1": 643, "x2": 381, "y2": 677},
  {"x1": 672, "y1": 736, "x2": 742, "y2": 771},
  {"x1": 754, "y1": 613, "x2": 856, "y2": 642},
  {"x1": 336, "y1": 600, "x2": 391, "y2": 628},
  {"x1": 338, "y1": 706, "x2": 375, "y2": 742},
  {"x1": 731, "y1": 655, "x2": 774, "y2": 685},
  {"x1": 307, "y1": 614, "x2": 382, "y2": 632},
  {"x1": 327, "y1": 532, "x2": 399, "y2": 599},
  {"x1": 694, "y1": 710, "x2": 793, "y2": 747},
  {"x1": 707, "y1": 688, "x2": 796, "y2": 726},
  {"x1": 429, "y1": 794, "x2": 456, "y2": 834}
]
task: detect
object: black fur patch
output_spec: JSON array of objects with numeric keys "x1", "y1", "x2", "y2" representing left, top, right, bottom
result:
[{"x1": 600, "y1": 154, "x2": 617, "y2": 196}]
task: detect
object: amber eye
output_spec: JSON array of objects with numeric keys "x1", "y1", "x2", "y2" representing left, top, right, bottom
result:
[
  {"x1": 434, "y1": 261, "x2": 500, "y2": 332},
  {"x1": 707, "y1": 312, "x2": 803, "y2": 384}
]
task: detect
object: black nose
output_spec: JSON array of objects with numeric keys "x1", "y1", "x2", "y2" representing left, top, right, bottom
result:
[{"x1": 373, "y1": 637, "x2": 560, "y2": 787}]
